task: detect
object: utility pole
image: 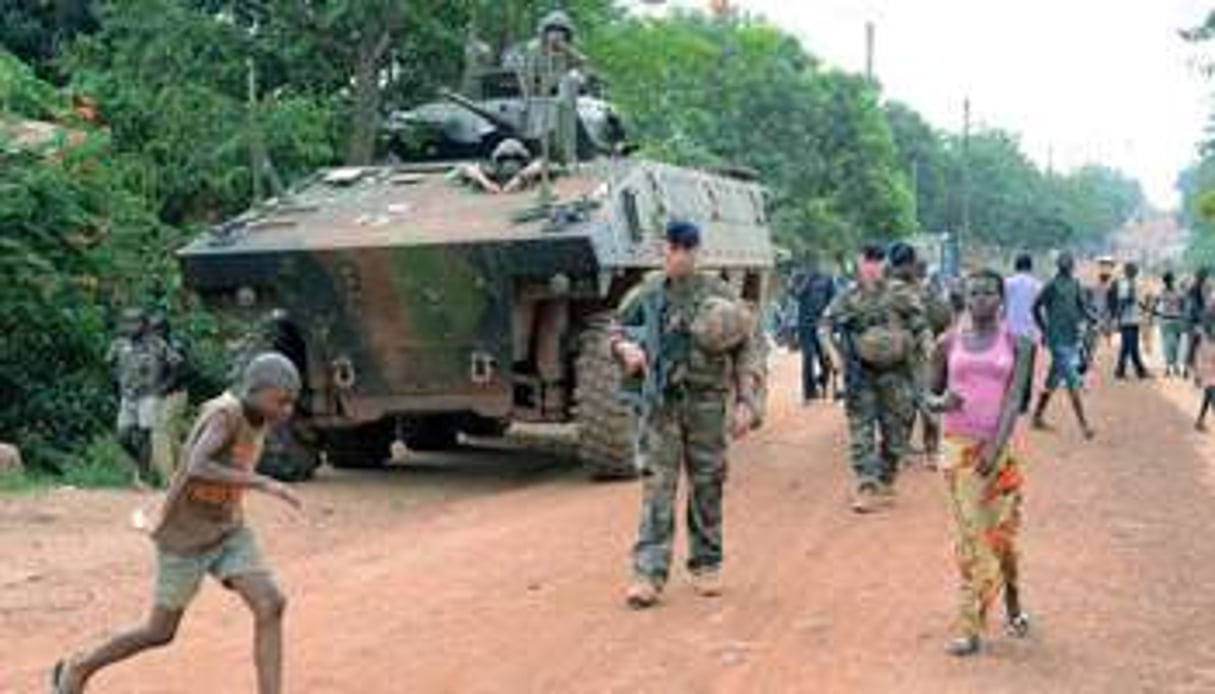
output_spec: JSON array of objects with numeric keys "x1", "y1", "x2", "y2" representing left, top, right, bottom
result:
[
  {"x1": 865, "y1": 21, "x2": 875, "y2": 83},
  {"x1": 961, "y1": 97, "x2": 972, "y2": 255},
  {"x1": 247, "y1": 56, "x2": 261, "y2": 203}
]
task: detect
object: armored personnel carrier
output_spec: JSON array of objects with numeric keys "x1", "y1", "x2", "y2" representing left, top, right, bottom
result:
[{"x1": 179, "y1": 54, "x2": 775, "y2": 480}]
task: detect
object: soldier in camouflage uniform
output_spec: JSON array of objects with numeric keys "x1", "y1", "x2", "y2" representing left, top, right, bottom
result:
[
  {"x1": 828, "y1": 243, "x2": 933, "y2": 513},
  {"x1": 910, "y1": 258, "x2": 955, "y2": 468},
  {"x1": 107, "y1": 308, "x2": 178, "y2": 485},
  {"x1": 504, "y1": 10, "x2": 587, "y2": 164},
  {"x1": 510, "y1": 10, "x2": 588, "y2": 98},
  {"x1": 611, "y1": 220, "x2": 765, "y2": 609}
]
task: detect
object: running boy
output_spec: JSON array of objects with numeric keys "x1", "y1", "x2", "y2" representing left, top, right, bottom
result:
[{"x1": 52, "y1": 352, "x2": 303, "y2": 694}]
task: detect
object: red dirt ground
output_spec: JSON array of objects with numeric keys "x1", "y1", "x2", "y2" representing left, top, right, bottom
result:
[{"x1": 5, "y1": 352, "x2": 1215, "y2": 693}]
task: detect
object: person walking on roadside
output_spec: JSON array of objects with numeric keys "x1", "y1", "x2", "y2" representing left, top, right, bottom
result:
[
  {"x1": 1004, "y1": 253, "x2": 1042, "y2": 411},
  {"x1": 1185, "y1": 267, "x2": 1211, "y2": 378},
  {"x1": 929, "y1": 269, "x2": 1034, "y2": 657},
  {"x1": 828, "y1": 243, "x2": 932, "y2": 513},
  {"x1": 1109, "y1": 262, "x2": 1150, "y2": 379},
  {"x1": 611, "y1": 220, "x2": 765, "y2": 609},
  {"x1": 1030, "y1": 252, "x2": 1097, "y2": 439},
  {"x1": 1194, "y1": 316, "x2": 1215, "y2": 432},
  {"x1": 793, "y1": 259, "x2": 836, "y2": 403},
  {"x1": 107, "y1": 308, "x2": 174, "y2": 486},
  {"x1": 1154, "y1": 272, "x2": 1186, "y2": 377}
]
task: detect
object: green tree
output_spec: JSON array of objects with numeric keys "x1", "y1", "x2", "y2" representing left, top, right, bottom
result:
[
  {"x1": 591, "y1": 14, "x2": 915, "y2": 259},
  {"x1": 885, "y1": 100, "x2": 948, "y2": 233},
  {"x1": 64, "y1": 0, "x2": 336, "y2": 223},
  {"x1": 0, "y1": 0, "x2": 98, "y2": 78}
]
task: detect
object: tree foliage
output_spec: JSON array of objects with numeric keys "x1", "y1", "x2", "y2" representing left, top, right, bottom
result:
[
  {"x1": 885, "y1": 106, "x2": 1143, "y2": 251},
  {"x1": 0, "y1": 4, "x2": 1145, "y2": 471},
  {"x1": 592, "y1": 15, "x2": 914, "y2": 259}
]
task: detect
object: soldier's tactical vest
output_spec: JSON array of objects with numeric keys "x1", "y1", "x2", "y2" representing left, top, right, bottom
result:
[
  {"x1": 849, "y1": 283, "x2": 913, "y2": 369},
  {"x1": 639, "y1": 274, "x2": 740, "y2": 393}
]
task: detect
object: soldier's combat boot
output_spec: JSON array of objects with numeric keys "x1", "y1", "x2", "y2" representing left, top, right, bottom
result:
[
  {"x1": 945, "y1": 634, "x2": 981, "y2": 657},
  {"x1": 689, "y1": 570, "x2": 723, "y2": 598},
  {"x1": 851, "y1": 482, "x2": 879, "y2": 514},
  {"x1": 625, "y1": 579, "x2": 662, "y2": 609}
]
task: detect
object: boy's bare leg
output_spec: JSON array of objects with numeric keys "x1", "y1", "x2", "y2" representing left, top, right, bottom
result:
[
  {"x1": 229, "y1": 573, "x2": 287, "y2": 694},
  {"x1": 61, "y1": 607, "x2": 183, "y2": 693}
]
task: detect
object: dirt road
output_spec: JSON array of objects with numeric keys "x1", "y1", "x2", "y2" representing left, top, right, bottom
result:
[{"x1": 6, "y1": 353, "x2": 1215, "y2": 693}]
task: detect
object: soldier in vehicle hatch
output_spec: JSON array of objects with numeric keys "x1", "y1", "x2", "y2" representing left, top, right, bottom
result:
[
  {"x1": 610, "y1": 220, "x2": 766, "y2": 610},
  {"x1": 449, "y1": 138, "x2": 549, "y2": 194},
  {"x1": 507, "y1": 10, "x2": 588, "y2": 99},
  {"x1": 504, "y1": 10, "x2": 587, "y2": 164}
]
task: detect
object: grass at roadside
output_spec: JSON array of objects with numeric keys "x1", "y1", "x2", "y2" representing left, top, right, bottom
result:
[{"x1": 0, "y1": 435, "x2": 138, "y2": 495}]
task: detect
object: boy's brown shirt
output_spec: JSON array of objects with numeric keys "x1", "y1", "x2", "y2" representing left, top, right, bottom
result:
[{"x1": 151, "y1": 392, "x2": 266, "y2": 555}]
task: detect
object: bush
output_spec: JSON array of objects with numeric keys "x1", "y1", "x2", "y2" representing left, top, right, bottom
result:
[{"x1": 63, "y1": 434, "x2": 139, "y2": 488}]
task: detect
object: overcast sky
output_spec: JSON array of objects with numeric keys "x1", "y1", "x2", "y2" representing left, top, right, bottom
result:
[{"x1": 650, "y1": 0, "x2": 1215, "y2": 209}]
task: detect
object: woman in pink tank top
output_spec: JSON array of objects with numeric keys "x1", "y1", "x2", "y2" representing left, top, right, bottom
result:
[{"x1": 928, "y1": 269, "x2": 1034, "y2": 658}]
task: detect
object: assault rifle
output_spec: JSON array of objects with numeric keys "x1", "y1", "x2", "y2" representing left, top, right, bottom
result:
[{"x1": 618, "y1": 286, "x2": 666, "y2": 476}]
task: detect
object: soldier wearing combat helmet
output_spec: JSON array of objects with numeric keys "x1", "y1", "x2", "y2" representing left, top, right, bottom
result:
[
  {"x1": 449, "y1": 138, "x2": 548, "y2": 194},
  {"x1": 827, "y1": 242, "x2": 932, "y2": 513},
  {"x1": 610, "y1": 220, "x2": 766, "y2": 609},
  {"x1": 515, "y1": 10, "x2": 588, "y2": 98}
]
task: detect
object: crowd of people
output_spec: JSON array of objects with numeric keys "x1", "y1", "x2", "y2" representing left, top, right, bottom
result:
[
  {"x1": 52, "y1": 225, "x2": 1215, "y2": 693},
  {"x1": 772, "y1": 243, "x2": 1215, "y2": 656}
]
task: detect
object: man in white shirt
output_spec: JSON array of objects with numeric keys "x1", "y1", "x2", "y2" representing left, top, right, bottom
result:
[
  {"x1": 1110, "y1": 262, "x2": 1150, "y2": 379},
  {"x1": 1004, "y1": 253, "x2": 1042, "y2": 411}
]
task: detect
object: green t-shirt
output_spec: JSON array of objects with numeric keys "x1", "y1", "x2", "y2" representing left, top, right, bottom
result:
[{"x1": 1039, "y1": 275, "x2": 1087, "y2": 347}]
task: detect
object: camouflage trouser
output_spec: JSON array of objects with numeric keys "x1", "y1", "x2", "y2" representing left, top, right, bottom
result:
[
  {"x1": 633, "y1": 392, "x2": 729, "y2": 586},
  {"x1": 845, "y1": 367, "x2": 915, "y2": 488}
]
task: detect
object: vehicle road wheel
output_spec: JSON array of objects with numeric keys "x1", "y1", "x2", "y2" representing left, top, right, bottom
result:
[
  {"x1": 258, "y1": 422, "x2": 322, "y2": 482},
  {"x1": 404, "y1": 415, "x2": 461, "y2": 451},
  {"x1": 322, "y1": 420, "x2": 393, "y2": 469},
  {"x1": 459, "y1": 415, "x2": 511, "y2": 438},
  {"x1": 575, "y1": 316, "x2": 639, "y2": 480}
]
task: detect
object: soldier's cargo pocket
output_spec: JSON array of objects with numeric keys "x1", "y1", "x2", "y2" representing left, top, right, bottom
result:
[{"x1": 686, "y1": 397, "x2": 728, "y2": 451}]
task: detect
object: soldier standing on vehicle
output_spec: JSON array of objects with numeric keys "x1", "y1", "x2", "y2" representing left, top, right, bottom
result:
[
  {"x1": 107, "y1": 309, "x2": 170, "y2": 485},
  {"x1": 505, "y1": 10, "x2": 587, "y2": 163},
  {"x1": 828, "y1": 243, "x2": 932, "y2": 513},
  {"x1": 610, "y1": 220, "x2": 765, "y2": 609},
  {"x1": 513, "y1": 10, "x2": 587, "y2": 98}
]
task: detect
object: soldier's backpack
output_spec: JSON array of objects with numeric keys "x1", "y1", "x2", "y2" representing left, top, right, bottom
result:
[
  {"x1": 924, "y1": 288, "x2": 955, "y2": 335},
  {"x1": 854, "y1": 310, "x2": 912, "y2": 369},
  {"x1": 691, "y1": 296, "x2": 756, "y2": 354}
]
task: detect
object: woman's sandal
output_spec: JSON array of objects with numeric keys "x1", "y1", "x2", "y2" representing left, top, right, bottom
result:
[
  {"x1": 49, "y1": 660, "x2": 69, "y2": 694},
  {"x1": 945, "y1": 635, "x2": 981, "y2": 657},
  {"x1": 1006, "y1": 611, "x2": 1032, "y2": 638}
]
